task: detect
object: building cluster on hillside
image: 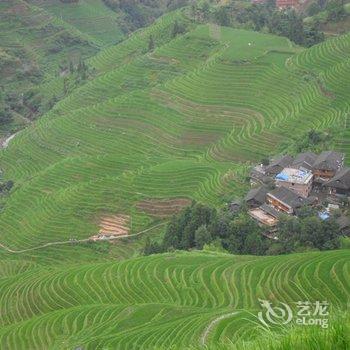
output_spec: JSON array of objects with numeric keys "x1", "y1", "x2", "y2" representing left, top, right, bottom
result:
[{"x1": 242, "y1": 151, "x2": 350, "y2": 234}]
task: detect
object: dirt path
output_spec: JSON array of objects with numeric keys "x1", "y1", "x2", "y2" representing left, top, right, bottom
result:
[
  {"x1": 209, "y1": 23, "x2": 221, "y2": 41},
  {"x1": 200, "y1": 312, "x2": 238, "y2": 347},
  {"x1": 1, "y1": 132, "x2": 20, "y2": 149},
  {"x1": 0, "y1": 222, "x2": 166, "y2": 254}
]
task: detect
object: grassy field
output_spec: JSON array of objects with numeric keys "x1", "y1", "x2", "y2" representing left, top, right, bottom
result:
[{"x1": 0, "y1": 249, "x2": 348, "y2": 349}]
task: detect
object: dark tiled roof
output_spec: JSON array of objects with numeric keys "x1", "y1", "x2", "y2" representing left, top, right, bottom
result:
[
  {"x1": 324, "y1": 167, "x2": 350, "y2": 190},
  {"x1": 266, "y1": 155, "x2": 293, "y2": 172},
  {"x1": 336, "y1": 215, "x2": 350, "y2": 230},
  {"x1": 292, "y1": 152, "x2": 317, "y2": 170},
  {"x1": 260, "y1": 203, "x2": 281, "y2": 218},
  {"x1": 268, "y1": 186, "x2": 305, "y2": 209},
  {"x1": 245, "y1": 186, "x2": 268, "y2": 204},
  {"x1": 313, "y1": 151, "x2": 344, "y2": 171},
  {"x1": 229, "y1": 201, "x2": 241, "y2": 212}
]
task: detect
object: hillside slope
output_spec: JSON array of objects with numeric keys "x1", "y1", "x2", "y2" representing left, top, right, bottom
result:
[
  {"x1": 26, "y1": 0, "x2": 125, "y2": 47},
  {"x1": 0, "y1": 0, "x2": 102, "y2": 136},
  {"x1": 0, "y1": 14, "x2": 350, "y2": 255},
  {"x1": 0, "y1": 249, "x2": 348, "y2": 349}
]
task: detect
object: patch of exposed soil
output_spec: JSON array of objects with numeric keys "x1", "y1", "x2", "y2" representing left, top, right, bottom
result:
[
  {"x1": 136, "y1": 198, "x2": 191, "y2": 218},
  {"x1": 6, "y1": 3, "x2": 29, "y2": 15},
  {"x1": 91, "y1": 214, "x2": 130, "y2": 240}
]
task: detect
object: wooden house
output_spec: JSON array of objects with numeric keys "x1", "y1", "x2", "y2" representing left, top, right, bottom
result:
[
  {"x1": 312, "y1": 151, "x2": 344, "y2": 180},
  {"x1": 265, "y1": 155, "x2": 294, "y2": 176},
  {"x1": 245, "y1": 186, "x2": 269, "y2": 208},
  {"x1": 291, "y1": 152, "x2": 317, "y2": 171},
  {"x1": 324, "y1": 167, "x2": 350, "y2": 196},
  {"x1": 266, "y1": 187, "x2": 306, "y2": 214}
]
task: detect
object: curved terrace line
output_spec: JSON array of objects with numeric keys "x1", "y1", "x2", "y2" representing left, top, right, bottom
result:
[
  {"x1": 0, "y1": 222, "x2": 166, "y2": 254},
  {"x1": 200, "y1": 312, "x2": 238, "y2": 346}
]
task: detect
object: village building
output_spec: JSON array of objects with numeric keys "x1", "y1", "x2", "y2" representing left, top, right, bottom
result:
[
  {"x1": 249, "y1": 204, "x2": 280, "y2": 227},
  {"x1": 291, "y1": 151, "x2": 317, "y2": 171},
  {"x1": 275, "y1": 167, "x2": 313, "y2": 198},
  {"x1": 336, "y1": 215, "x2": 350, "y2": 236},
  {"x1": 229, "y1": 200, "x2": 241, "y2": 214},
  {"x1": 324, "y1": 167, "x2": 350, "y2": 196},
  {"x1": 265, "y1": 155, "x2": 294, "y2": 176},
  {"x1": 249, "y1": 164, "x2": 269, "y2": 186},
  {"x1": 245, "y1": 186, "x2": 269, "y2": 208},
  {"x1": 276, "y1": 0, "x2": 299, "y2": 9},
  {"x1": 246, "y1": 150, "x2": 349, "y2": 229},
  {"x1": 266, "y1": 186, "x2": 307, "y2": 214},
  {"x1": 312, "y1": 151, "x2": 344, "y2": 180}
]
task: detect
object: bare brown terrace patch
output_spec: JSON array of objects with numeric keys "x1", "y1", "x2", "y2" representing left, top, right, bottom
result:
[
  {"x1": 136, "y1": 198, "x2": 191, "y2": 218},
  {"x1": 150, "y1": 55, "x2": 180, "y2": 65},
  {"x1": 178, "y1": 131, "x2": 221, "y2": 146},
  {"x1": 92, "y1": 116, "x2": 179, "y2": 143},
  {"x1": 90, "y1": 214, "x2": 130, "y2": 241},
  {"x1": 5, "y1": 3, "x2": 30, "y2": 15},
  {"x1": 317, "y1": 79, "x2": 336, "y2": 99}
]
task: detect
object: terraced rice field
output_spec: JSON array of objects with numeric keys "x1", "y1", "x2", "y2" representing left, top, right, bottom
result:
[
  {"x1": 27, "y1": 0, "x2": 124, "y2": 46},
  {"x1": 0, "y1": 249, "x2": 348, "y2": 349},
  {"x1": 0, "y1": 12, "x2": 350, "y2": 257}
]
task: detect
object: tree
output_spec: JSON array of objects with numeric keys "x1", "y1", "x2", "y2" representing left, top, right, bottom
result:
[
  {"x1": 214, "y1": 7, "x2": 230, "y2": 26},
  {"x1": 307, "y1": 2, "x2": 322, "y2": 16},
  {"x1": 0, "y1": 106, "x2": 12, "y2": 125},
  {"x1": 200, "y1": 1, "x2": 210, "y2": 20},
  {"x1": 163, "y1": 215, "x2": 181, "y2": 249},
  {"x1": 148, "y1": 35, "x2": 155, "y2": 51},
  {"x1": 172, "y1": 20, "x2": 185, "y2": 38},
  {"x1": 143, "y1": 237, "x2": 163, "y2": 255},
  {"x1": 77, "y1": 59, "x2": 87, "y2": 80},
  {"x1": 0, "y1": 180, "x2": 14, "y2": 193},
  {"x1": 69, "y1": 60, "x2": 74, "y2": 74},
  {"x1": 224, "y1": 213, "x2": 263, "y2": 254},
  {"x1": 195, "y1": 225, "x2": 212, "y2": 249},
  {"x1": 261, "y1": 157, "x2": 270, "y2": 166},
  {"x1": 244, "y1": 231, "x2": 267, "y2": 255},
  {"x1": 326, "y1": 0, "x2": 347, "y2": 21}
]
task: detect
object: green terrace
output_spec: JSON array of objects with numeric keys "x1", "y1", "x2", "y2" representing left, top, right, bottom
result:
[
  {"x1": 0, "y1": 249, "x2": 348, "y2": 348},
  {"x1": 0, "y1": 16, "x2": 349, "y2": 255}
]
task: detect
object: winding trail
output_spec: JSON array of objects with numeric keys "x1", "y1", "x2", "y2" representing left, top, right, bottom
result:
[
  {"x1": 0, "y1": 222, "x2": 166, "y2": 254},
  {"x1": 200, "y1": 312, "x2": 238, "y2": 346},
  {"x1": 1, "y1": 131, "x2": 20, "y2": 149}
]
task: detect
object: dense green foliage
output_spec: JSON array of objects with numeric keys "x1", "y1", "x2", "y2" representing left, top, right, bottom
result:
[
  {"x1": 0, "y1": 0, "x2": 108, "y2": 135},
  {"x1": 146, "y1": 202, "x2": 342, "y2": 256},
  {"x1": 191, "y1": 1, "x2": 325, "y2": 46},
  {"x1": 102, "y1": 0, "x2": 189, "y2": 31}
]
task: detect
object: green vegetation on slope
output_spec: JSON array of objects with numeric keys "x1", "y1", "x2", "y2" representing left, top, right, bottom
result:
[
  {"x1": 0, "y1": 7, "x2": 349, "y2": 349},
  {"x1": 0, "y1": 249, "x2": 348, "y2": 349},
  {"x1": 0, "y1": 13, "x2": 349, "y2": 259},
  {"x1": 26, "y1": 0, "x2": 125, "y2": 46},
  {"x1": 0, "y1": 0, "x2": 101, "y2": 136},
  {"x1": 145, "y1": 201, "x2": 343, "y2": 257}
]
